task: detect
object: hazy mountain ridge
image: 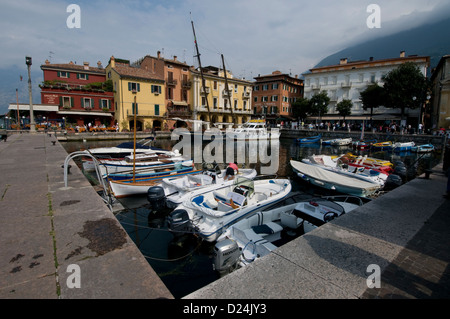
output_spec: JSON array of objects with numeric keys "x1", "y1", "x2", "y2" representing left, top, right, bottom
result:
[{"x1": 314, "y1": 17, "x2": 450, "y2": 72}]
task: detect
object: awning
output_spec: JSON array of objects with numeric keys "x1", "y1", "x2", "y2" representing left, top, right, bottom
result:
[
  {"x1": 9, "y1": 103, "x2": 59, "y2": 112},
  {"x1": 58, "y1": 111, "x2": 113, "y2": 117}
]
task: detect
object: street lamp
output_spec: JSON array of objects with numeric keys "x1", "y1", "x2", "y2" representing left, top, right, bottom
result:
[{"x1": 26, "y1": 56, "x2": 36, "y2": 132}]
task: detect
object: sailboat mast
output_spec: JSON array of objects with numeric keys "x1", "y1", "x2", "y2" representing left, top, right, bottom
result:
[
  {"x1": 221, "y1": 54, "x2": 235, "y2": 126},
  {"x1": 191, "y1": 19, "x2": 211, "y2": 126}
]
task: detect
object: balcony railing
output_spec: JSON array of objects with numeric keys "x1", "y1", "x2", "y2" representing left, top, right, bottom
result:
[
  {"x1": 242, "y1": 91, "x2": 251, "y2": 99},
  {"x1": 167, "y1": 108, "x2": 192, "y2": 117},
  {"x1": 182, "y1": 81, "x2": 192, "y2": 88},
  {"x1": 127, "y1": 109, "x2": 163, "y2": 117},
  {"x1": 341, "y1": 81, "x2": 352, "y2": 88},
  {"x1": 166, "y1": 79, "x2": 178, "y2": 86}
]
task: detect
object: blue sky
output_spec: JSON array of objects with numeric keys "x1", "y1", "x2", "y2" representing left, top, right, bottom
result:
[{"x1": 1, "y1": 0, "x2": 450, "y2": 114}]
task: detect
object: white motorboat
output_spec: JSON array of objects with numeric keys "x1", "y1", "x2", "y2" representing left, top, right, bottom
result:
[
  {"x1": 213, "y1": 195, "x2": 364, "y2": 275},
  {"x1": 330, "y1": 138, "x2": 352, "y2": 146},
  {"x1": 160, "y1": 164, "x2": 257, "y2": 208},
  {"x1": 290, "y1": 159, "x2": 382, "y2": 198},
  {"x1": 108, "y1": 166, "x2": 202, "y2": 198},
  {"x1": 96, "y1": 151, "x2": 190, "y2": 176},
  {"x1": 167, "y1": 177, "x2": 292, "y2": 242},
  {"x1": 81, "y1": 137, "x2": 163, "y2": 170},
  {"x1": 226, "y1": 119, "x2": 280, "y2": 140},
  {"x1": 303, "y1": 154, "x2": 388, "y2": 187}
]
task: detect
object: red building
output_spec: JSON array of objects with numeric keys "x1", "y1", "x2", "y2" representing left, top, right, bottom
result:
[{"x1": 40, "y1": 60, "x2": 115, "y2": 129}]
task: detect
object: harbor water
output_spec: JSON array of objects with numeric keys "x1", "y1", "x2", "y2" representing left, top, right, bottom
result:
[{"x1": 61, "y1": 136, "x2": 442, "y2": 298}]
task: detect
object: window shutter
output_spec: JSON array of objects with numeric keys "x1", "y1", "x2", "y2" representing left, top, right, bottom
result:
[
  {"x1": 71, "y1": 97, "x2": 74, "y2": 107},
  {"x1": 137, "y1": 83, "x2": 140, "y2": 92},
  {"x1": 158, "y1": 86, "x2": 161, "y2": 94},
  {"x1": 151, "y1": 85, "x2": 154, "y2": 93},
  {"x1": 76, "y1": 73, "x2": 79, "y2": 79},
  {"x1": 128, "y1": 82, "x2": 132, "y2": 91},
  {"x1": 108, "y1": 100, "x2": 111, "y2": 108},
  {"x1": 67, "y1": 72, "x2": 70, "y2": 78},
  {"x1": 86, "y1": 74, "x2": 89, "y2": 80},
  {"x1": 155, "y1": 104, "x2": 159, "y2": 116},
  {"x1": 91, "y1": 98, "x2": 95, "y2": 108},
  {"x1": 59, "y1": 96, "x2": 63, "y2": 106},
  {"x1": 57, "y1": 71, "x2": 61, "y2": 77},
  {"x1": 81, "y1": 98, "x2": 84, "y2": 108}
]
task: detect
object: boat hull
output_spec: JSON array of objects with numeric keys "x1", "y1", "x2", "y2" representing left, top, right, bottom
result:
[
  {"x1": 108, "y1": 168, "x2": 202, "y2": 198},
  {"x1": 290, "y1": 160, "x2": 381, "y2": 198}
]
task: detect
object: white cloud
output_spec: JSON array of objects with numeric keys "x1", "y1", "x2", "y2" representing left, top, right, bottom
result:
[{"x1": 0, "y1": 0, "x2": 449, "y2": 80}]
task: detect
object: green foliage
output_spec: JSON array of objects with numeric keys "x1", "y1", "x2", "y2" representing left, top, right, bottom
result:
[
  {"x1": 310, "y1": 91, "x2": 330, "y2": 116},
  {"x1": 336, "y1": 99, "x2": 353, "y2": 119},
  {"x1": 360, "y1": 83, "x2": 385, "y2": 111},
  {"x1": 382, "y1": 62, "x2": 428, "y2": 119},
  {"x1": 292, "y1": 97, "x2": 311, "y2": 120}
]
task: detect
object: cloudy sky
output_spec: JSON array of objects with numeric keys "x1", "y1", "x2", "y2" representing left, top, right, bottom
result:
[{"x1": 1, "y1": 0, "x2": 450, "y2": 113}]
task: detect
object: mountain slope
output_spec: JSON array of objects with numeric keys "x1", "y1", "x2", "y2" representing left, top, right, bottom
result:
[{"x1": 314, "y1": 17, "x2": 450, "y2": 72}]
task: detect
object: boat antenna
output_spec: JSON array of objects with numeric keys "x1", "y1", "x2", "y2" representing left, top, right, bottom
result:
[{"x1": 191, "y1": 15, "x2": 211, "y2": 125}]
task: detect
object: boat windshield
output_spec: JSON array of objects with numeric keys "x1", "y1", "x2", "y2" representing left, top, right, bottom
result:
[
  {"x1": 233, "y1": 177, "x2": 254, "y2": 197},
  {"x1": 309, "y1": 198, "x2": 346, "y2": 215}
]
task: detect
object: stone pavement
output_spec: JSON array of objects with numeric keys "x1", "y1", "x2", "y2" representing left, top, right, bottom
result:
[
  {"x1": 0, "y1": 133, "x2": 173, "y2": 299},
  {"x1": 185, "y1": 158, "x2": 450, "y2": 299}
]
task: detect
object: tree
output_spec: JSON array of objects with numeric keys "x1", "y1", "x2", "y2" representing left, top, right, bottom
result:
[
  {"x1": 360, "y1": 83, "x2": 385, "y2": 124},
  {"x1": 292, "y1": 97, "x2": 311, "y2": 121},
  {"x1": 310, "y1": 91, "x2": 330, "y2": 117},
  {"x1": 336, "y1": 99, "x2": 353, "y2": 121},
  {"x1": 382, "y1": 62, "x2": 428, "y2": 122}
]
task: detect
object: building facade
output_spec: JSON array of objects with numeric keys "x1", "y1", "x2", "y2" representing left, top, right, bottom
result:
[
  {"x1": 133, "y1": 52, "x2": 192, "y2": 129},
  {"x1": 106, "y1": 56, "x2": 166, "y2": 131},
  {"x1": 253, "y1": 71, "x2": 304, "y2": 125},
  {"x1": 40, "y1": 60, "x2": 115, "y2": 128},
  {"x1": 303, "y1": 52, "x2": 430, "y2": 124},
  {"x1": 190, "y1": 66, "x2": 253, "y2": 130},
  {"x1": 430, "y1": 55, "x2": 450, "y2": 132}
]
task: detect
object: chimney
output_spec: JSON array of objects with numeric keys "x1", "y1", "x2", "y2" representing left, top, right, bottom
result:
[
  {"x1": 340, "y1": 58, "x2": 348, "y2": 65},
  {"x1": 69, "y1": 61, "x2": 74, "y2": 65},
  {"x1": 110, "y1": 56, "x2": 115, "y2": 68},
  {"x1": 369, "y1": 57, "x2": 374, "y2": 61},
  {"x1": 173, "y1": 55, "x2": 177, "y2": 62},
  {"x1": 400, "y1": 51, "x2": 406, "y2": 58},
  {"x1": 45, "y1": 59, "x2": 50, "y2": 65},
  {"x1": 97, "y1": 61, "x2": 103, "y2": 68},
  {"x1": 83, "y1": 61, "x2": 89, "y2": 70},
  {"x1": 157, "y1": 51, "x2": 161, "y2": 59},
  {"x1": 295, "y1": 75, "x2": 298, "y2": 79}
]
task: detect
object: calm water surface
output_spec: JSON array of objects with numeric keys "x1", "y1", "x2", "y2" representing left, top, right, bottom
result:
[{"x1": 61, "y1": 136, "x2": 440, "y2": 298}]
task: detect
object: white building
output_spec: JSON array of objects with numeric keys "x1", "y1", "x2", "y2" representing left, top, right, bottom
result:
[{"x1": 303, "y1": 51, "x2": 430, "y2": 123}]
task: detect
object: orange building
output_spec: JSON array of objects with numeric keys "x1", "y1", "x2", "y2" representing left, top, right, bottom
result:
[{"x1": 133, "y1": 51, "x2": 192, "y2": 129}]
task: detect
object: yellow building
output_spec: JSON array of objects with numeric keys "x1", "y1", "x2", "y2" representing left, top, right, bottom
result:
[
  {"x1": 190, "y1": 66, "x2": 253, "y2": 130},
  {"x1": 106, "y1": 56, "x2": 166, "y2": 131}
]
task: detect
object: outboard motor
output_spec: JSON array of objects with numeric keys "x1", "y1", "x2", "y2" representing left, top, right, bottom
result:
[
  {"x1": 213, "y1": 239, "x2": 240, "y2": 275},
  {"x1": 147, "y1": 186, "x2": 166, "y2": 210},
  {"x1": 167, "y1": 209, "x2": 191, "y2": 237},
  {"x1": 384, "y1": 174, "x2": 403, "y2": 191}
]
